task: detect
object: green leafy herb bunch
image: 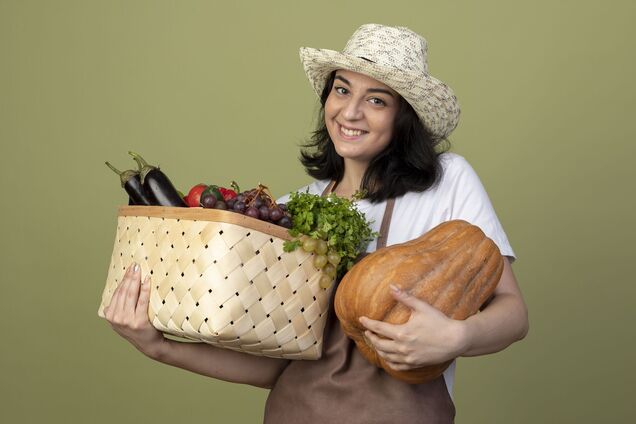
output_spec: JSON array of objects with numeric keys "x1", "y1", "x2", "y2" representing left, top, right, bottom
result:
[{"x1": 283, "y1": 190, "x2": 377, "y2": 288}]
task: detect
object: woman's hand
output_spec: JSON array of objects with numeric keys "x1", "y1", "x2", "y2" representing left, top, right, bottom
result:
[
  {"x1": 103, "y1": 262, "x2": 167, "y2": 359},
  {"x1": 359, "y1": 258, "x2": 529, "y2": 371},
  {"x1": 358, "y1": 284, "x2": 467, "y2": 371},
  {"x1": 102, "y1": 263, "x2": 290, "y2": 388}
]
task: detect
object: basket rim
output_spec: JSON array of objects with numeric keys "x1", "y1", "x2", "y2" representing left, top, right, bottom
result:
[{"x1": 118, "y1": 206, "x2": 293, "y2": 240}]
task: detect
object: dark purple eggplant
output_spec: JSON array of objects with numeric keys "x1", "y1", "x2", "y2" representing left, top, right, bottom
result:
[
  {"x1": 105, "y1": 161, "x2": 157, "y2": 206},
  {"x1": 128, "y1": 151, "x2": 186, "y2": 207}
]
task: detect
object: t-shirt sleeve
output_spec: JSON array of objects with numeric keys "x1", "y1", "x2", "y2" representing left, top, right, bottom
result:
[
  {"x1": 439, "y1": 155, "x2": 516, "y2": 261},
  {"x1": 276, "y1": 180, "x2": 328, "y2": 204}
]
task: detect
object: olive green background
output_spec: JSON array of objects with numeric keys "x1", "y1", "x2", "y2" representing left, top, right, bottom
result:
[{"x1": 1, "y1": 0, "x2": 634, "y2": 423}]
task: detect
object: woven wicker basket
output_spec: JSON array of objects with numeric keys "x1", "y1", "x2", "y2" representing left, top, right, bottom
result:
[{"x1": 98, "y1": 205, "x2": 332, "y2": 360}]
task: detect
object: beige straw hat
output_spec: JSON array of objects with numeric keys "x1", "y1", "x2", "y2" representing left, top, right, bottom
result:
[{"x1": 300, "y1": 23, "x2": 460, "y2": 141}]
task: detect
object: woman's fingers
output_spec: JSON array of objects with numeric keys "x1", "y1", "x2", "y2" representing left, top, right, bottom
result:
[
  {"x1": 106, "y1": 263, "x2": 140, "y2": 323},
  {"x1": 365, "y1": 330, "x2": 402, "y2": 354},
  {"x1": 105, "y1": 263, "x2": 134, "y2": 319},
  {"x1": 359, "y1": 316, "x2": 404, "y2": 340},
  {"x1": 135, "y1": 275, "x2": 151, "y2": 319},
  {"x1": 103, "y1": 264, "x2": 165, "y2": 357},
  {"x1": 114, "y1": 264, "x2": 136, "y2": 316},
  {"x1": 123, "y1": 264, "x2": 142, "y2": 313},
  {"x1": 366, "y1": 330, "x2": 415, "y2": 366},
  {"x1": 377, "y1": 349, "x2": 412, "y2": 364}
]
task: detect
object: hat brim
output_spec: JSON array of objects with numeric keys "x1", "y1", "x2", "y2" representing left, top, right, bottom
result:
[{"x1": 299, "y1": 47, "x2": 460, "y2": 141}]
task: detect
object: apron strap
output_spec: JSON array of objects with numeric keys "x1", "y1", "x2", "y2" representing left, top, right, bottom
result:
[
  {"x1": 320, "y1": 180, "x2": 336, "y2": 197},
  {"x1": 320, "y1": 180, "x2": 395, "y2": 250},
  {"x1": 376, "y1": 198, "x2": 395, "y2": 250}
]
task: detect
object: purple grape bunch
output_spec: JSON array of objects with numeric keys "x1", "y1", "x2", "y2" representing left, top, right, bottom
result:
[{"x1": 232, "y1": 184, "x2": 292, "y2": 228}]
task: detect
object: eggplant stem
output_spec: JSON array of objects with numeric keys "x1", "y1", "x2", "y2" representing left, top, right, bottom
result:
[
  {"x1": 130, "y1": 156, "x2": 148, "y2": 184},
  {"x1": 128, "y1": 151, "x2": 157, "y2": 185},
  {"x1": 106, "y1": 161, "x2": 137, "y2": 187},
  {"x1": 105, "y1": 161, "x2": 122, "y2": 175},
  {"x1": 128, "y1": 151, "x2": 151, "y2": 169},
  {"x1": 131, "y1": 156, "x2": 143, "y2": 172}
]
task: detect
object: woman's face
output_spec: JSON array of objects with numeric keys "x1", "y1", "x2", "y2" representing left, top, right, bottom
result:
[{"x1": 325, "y1": 70, "x2": 399, "y2": 166}]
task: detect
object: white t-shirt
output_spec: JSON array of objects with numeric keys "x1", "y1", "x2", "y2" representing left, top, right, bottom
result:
[{"x1": 278, "y1": 152, "x2": 516, "y2": 396}]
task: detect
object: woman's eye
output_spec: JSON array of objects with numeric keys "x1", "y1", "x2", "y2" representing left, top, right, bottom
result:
[
  {"x1": 369, "y1": 97, "x2": 386, "y2": 106},
  {"x1": 334, "y1": 86, "x2": 348, "y2": 95}
]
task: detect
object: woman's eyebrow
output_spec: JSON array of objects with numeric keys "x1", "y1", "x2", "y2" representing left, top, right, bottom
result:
[
  {"x1": 367, "y1": 87, "x2": 395, "y2": 97},
  {"x1": 335, "y1": 75, "x2": 351, "y2": 85},
  {"x1": 334, "y1": 75, "x2": 395, "y2": 97}
]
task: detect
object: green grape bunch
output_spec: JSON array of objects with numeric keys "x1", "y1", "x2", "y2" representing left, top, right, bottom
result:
[{"x1": 282, "y1": 190, "x2": 377, "y2": 288}]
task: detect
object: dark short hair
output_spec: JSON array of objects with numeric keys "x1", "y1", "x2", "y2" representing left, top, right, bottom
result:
[{"x1": 300, "y1": 71, "x2": 450, "y2": 202}]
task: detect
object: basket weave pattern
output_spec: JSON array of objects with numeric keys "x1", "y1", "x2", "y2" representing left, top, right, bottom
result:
[{"x1": 98, "y1": 206, "x2": 331, "y2": 360}]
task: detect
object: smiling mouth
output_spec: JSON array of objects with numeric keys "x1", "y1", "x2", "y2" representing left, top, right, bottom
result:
[{"x1": 338, "y1": 123, "x2": 368, "y2": 138}]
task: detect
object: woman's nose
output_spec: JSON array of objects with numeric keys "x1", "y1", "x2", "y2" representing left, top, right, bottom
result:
[{"x1": 341, "y1": 98, "x2": 363, "y2": 121}]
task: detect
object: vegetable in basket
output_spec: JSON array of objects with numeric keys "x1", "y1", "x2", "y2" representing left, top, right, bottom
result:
[
  {"x1": 220, "y1": 184, "x2": 292, "y2": 227},
  {"x1": 129, "y1": 151, "x2": 187, "y2": 207},
  {"x1": 105, "y1": 161, "x2": 156, "y2": 206},
  {"x1": 201, "y1": 185, "x2": 225, "y2": 202},
  {"x1": 219, "y1": 181, "x2": 240, "y2": 201},
  {"x1": 184, "y1": 183, "x2": 208, "y2": 207}
]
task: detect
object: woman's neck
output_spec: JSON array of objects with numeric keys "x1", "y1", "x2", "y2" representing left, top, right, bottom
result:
[{"x1": 332, "y1": 160, "x2": 368, "y2": 199}]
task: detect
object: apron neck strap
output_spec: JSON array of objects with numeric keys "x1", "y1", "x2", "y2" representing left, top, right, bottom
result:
[
  {"x1": 320, "y1": 180, "x2": 336, "y2": 197},
  {"x1": 376, "y1": 198, "x2": 395, "y2": 249},
  {"x1": 320, "y1": 180, "x2": 394, "y2": 250}
]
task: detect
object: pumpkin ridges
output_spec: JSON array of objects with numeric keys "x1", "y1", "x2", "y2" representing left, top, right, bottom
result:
[
  {"x1": 439, "y1": 232, "x2": 502, "y2": 319},
  {"x1": 338, "y1": 244, "x2": 433, "y2": 325},
  {"x1": 412, "y1": 222, "x2": 481, "y2": 302},
  {"x1": 428, "y1": 225, "x2": 486, "y2": 314},
  {"x1": 410, "y1": 220, "x2": 470, "y2": 252},
  {"x1": 381, "y1": 256, "x2": 446, "y2": 326},
  {"x1": 354, "y1": 256, "x2": 397, "y2": 321},
  {"x1": 369, "y1": 262, "x2": 403, "y2": 316},
  {"x1": 396, "y1": 224, "x2": 477, "y2": 307},
  {"x1": 373, "y1": 219, "x2": 469, "y2": 260},
  {"x1": 335, "y1": 254, "x2": 372, "y2": 328},
  {"x1": 403, "y1": 226, "x2": 481, "y2": 312},
  {"x1": 382, "y1": 249, "x2": 453, "y2": 325},
  {"x1": 362, "y1": 219, "x2": 470, "y2": 264},
  {"x1": 453, "y1": 235, "x2": 503, "y2": 319},
  {"x1": 337, "y1": 257, "x2": 417, "y2": 366},
  {"x1": 335, "y1": 254, "x2": 394, "y2": 341},
  {"x1": 451, "y1": 240, "x2": 503, "y2": 319}
]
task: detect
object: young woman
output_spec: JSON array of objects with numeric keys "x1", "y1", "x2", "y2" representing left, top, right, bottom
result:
[{"x1": 104, "y1": 24, "x2": 529, "y2": 423}]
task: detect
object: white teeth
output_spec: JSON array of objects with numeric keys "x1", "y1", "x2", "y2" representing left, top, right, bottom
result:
[{"x1": 341, "y1": 126, "x2": 365, "y2": 137}]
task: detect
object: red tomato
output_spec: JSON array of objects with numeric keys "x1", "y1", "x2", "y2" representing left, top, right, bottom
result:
[
  {"x1": 185, "y1": 184, "x2": 208, "y2": 207},
  {"x1": 219, "y1": 187, "x2": 237, "y2": 201}
]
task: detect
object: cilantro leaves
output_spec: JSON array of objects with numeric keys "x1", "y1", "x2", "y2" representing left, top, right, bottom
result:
[{"x1": 283, "y1": 190, "x2": 377, "y2": 278}]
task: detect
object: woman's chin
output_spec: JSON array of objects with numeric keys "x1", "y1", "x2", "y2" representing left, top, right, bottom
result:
[{"x1": 334, "y1": 145, "x2": 362, "y2": 161}]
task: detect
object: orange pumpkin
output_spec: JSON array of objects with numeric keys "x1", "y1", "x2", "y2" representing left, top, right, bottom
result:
[{"x1": 334, "y1": 220, "x2": 504, "y2": 384}]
